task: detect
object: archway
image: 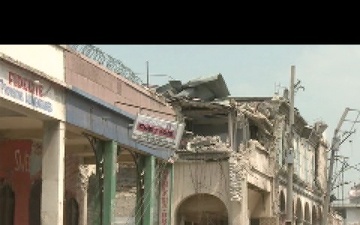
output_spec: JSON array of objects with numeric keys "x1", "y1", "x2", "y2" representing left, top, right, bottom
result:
[
  {"x1": 29, "y1": 179, "x2": 42, "y2": 225},
  {"x1": 312, "y1": 205, "x2": 318, "y2": 225},
  {"x1": 176, "y1": 193, "x2": 228, "y2": 225},
  {"x1": 279, "y1": 191, "x2": 286, "y2": 224},
  {"x1": 65, "y1": 196, "x2": 79, "y2": 225},
  {"x1": 318, "y1": 207, "x2": 323, "y2": 225},
  {"x1": 304, "y1": 202, "x2": 310, "y2": 225},
  {"x1": 0, "y1": 182, "x2": 15, "y2": 225},
  {"x1": 295, "y1": 198, "x2": 303, "y2": 225}
]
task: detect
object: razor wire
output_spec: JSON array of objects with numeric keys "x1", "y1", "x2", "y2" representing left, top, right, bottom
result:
[{"x1": 68, "y1": 45, "x2": 143, "y2": 85}]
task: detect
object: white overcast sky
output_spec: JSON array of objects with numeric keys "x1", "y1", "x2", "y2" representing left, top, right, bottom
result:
[{"x1": 96, "y1": 44, "x2": 360, "y2": 202}]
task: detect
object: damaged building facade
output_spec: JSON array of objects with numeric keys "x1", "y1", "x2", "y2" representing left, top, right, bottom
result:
[{"x1": 156, "y1": 74, "x2": 331, "y2": 225}]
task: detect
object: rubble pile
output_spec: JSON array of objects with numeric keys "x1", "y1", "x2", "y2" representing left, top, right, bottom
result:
[
  {"x1": 238, "y1": 102, "x2": 274, "y2": 136},
  {"x1": 185, "y1": 135, "x2": 231, "y2": 152},
  {"x1": 229, "y1": 150, "x2": 251, "y2": 202}
]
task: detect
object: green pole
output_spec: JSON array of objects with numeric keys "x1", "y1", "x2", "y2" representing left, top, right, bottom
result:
[
  {"x1": 93, "y1": 140, "x2": 104, "y2": 225},
  {"x1": 135, "y1": 156, "x2": 145, "y2": 225},
  {"x1": 143, "y1": 155, "x2": 156, "y2": 225},
  {"x1": 102, "y1": 140, "x2": 117, "y2": 225}
]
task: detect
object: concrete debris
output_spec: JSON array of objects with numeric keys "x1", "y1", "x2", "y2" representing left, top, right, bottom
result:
[
  {"x1": 155, "y1": 74, "x2": 230, "y2": 102},
  {"x1": 237, "y1": 102, "x2": 274, "y2": 136},
  {"x1": 184, "y1": 135, "x2": 231, "y2": 153},
  {"x1": 228, "y1": 151, "x2": 251, "y2": 202},
  {"x1": 248, "y1": 139, "x2": 266, "y2": 152},
  {"x1": 78, "y1": 164, "x2": 96, "y2": 192}
]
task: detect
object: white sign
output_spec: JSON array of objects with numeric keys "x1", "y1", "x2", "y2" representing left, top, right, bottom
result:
[
  {"x1": 131, "y1": 113, "x2": 185, "y2": 150},
  {"x1": 0, "y1": 60, "x2": 65, "y2": 120}
]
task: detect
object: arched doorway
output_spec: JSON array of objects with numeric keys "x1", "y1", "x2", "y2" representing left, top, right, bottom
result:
[
  {"x1": 317, "y1": 207, "x2": 323, "y2": 225},
  {"x1": 304, "y1": 202, "x2": 310, "y2": 225},
  {"x1": 177, "y1": 194, "x2": 228, "y2": 225},
  {"x1": 64, "y1": 196, "x2": 79, "y2": 225},
  {"x1": 29, "y1": 179, "x2": 42, "y2": 225},
  {"x1": 295, "y1": 198, "x2": 303, "y2": 225},
  {"x1": 279, "y1": 191, "x2": 286, "y2": 224},
  {"x1": 312, "y1": 205, "x2": 318, "y2": 225},
  {"x1": 0, "y1": 182, "x2": 15, "y2": 225}
]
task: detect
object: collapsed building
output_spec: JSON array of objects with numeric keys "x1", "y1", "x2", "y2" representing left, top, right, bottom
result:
[{"x1": 155, "y1": 74, "x2": 332, "y2": 225}]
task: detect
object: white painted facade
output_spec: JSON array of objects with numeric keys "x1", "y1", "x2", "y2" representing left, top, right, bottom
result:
[
  {"x1": 0, "y1": 58, "x2": 65, "y2": 121},
  {"x1": 0, "y1": 45, "x2": 65, "y2": 82}
]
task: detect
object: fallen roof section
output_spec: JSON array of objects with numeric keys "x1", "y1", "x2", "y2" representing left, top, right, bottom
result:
[{"x1": 156, "y1": 73, "x2": 230, "y2": 102}]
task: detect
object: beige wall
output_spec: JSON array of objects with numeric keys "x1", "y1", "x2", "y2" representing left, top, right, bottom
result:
[
  {"x1": 172, "y1": 161, "x2": 230, "y2": 224},
  {"x1": 172, "y1": 159, "x2": 273, "y2": 225},
  {"x1": 318, "y1": 139, "x2": 328, "y2": 191},
  {"x1": 64, "y1": 50, "x2": 176, "y2": 120}
]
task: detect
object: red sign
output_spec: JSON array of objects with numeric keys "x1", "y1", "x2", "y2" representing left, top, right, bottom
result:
[
  {"x1": 0, "y1": 140, "x2": 32, "y2": 225},
  {"x1": 159, "y1": 168, "x2": 170, "y2": 225}
]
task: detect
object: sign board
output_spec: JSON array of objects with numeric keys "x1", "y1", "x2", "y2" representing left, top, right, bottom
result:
[
  {"x1": 131, "y1": 113, "x2": 185, "y2": 150},
  {"x1": 0, "y1": 60, "x2": 65, "y2": 120}
]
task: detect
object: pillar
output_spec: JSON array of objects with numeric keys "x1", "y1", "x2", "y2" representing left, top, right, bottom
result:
[
  {"x1": 102, "y1": 140, "x2": 117, "y2": 225},
  {"x1": 41, "y1": 121, "x2": 65, "y2": 225},
  {"x1": 78, "y1": 163, "x2": 90, "y2": 225},
  {"x1": 230, "y1": 178, "x2": 249, "y2": 225},
  {"x1": 143, "y1": 155, "x2": 156, "y2": 225},
  {"x1": 241, "y1": 179, "x2": 249, "y2": 225}
]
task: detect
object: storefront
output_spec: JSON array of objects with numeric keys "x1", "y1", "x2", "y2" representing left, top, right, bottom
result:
[{"x1": 0, "y1": 53, "x2": 66, "y2": 225}]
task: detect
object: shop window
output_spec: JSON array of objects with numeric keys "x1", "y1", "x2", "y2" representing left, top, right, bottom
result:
[
  {"x1": 29, "y1": 179, "x2": 42, "y2": 225},
  {"x1": 0, "y1": 182, "x2": 15, "y2": 225}
]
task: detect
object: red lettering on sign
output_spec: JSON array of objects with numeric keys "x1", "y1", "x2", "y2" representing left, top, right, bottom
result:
[
  {"x1": 137, "y1": 123, "x2": 175, "y2": 139},
  {"x1": 8, "y1": 72, "x2": 43, "y2": 97}
]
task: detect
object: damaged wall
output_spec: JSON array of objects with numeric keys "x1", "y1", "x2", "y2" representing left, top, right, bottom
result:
[
  {"x1": 172, "y1": 161, "x2": 230, "y2": 225},
  {"x1": 190, "y1": 123, "x2": 229, "y2": 143}
]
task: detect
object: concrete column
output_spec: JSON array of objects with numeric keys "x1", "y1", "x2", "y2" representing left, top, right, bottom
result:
[
  {"x1": 80, "y1": 190, "x2": 88, "y2": 225},
  {"x1": 102, "y1": 140, "x2": 117, "y2": 225},
  {"x1": 41, "y1": 120, "x2": 65, "y2": 225},
  {"x1": 241, "y1": 179, "x2": 249, "y2": 225},
  {"x1": 230, "y1": 178, "x2": 249, "y2": 225},
  {"x1": 78, "y1": 163, "x2": 90, "y2": 225},
  {"x1": 143, "y1": 155, "x2": 156, "y2": 225},
  {"x1": 230, "y1": 201, "x2": 241, "y2": 225}
]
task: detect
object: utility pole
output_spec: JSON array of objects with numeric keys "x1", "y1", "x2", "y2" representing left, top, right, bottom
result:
[
  {"x1": 146, "y1": 60, "x2": 149, "y2": 87},
  {"x1": 285, "y1": 65, "x2": 295, "y2": 225},
  {"x1": 322, "y1": 108, "x2": 350, "y2": 225}
]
